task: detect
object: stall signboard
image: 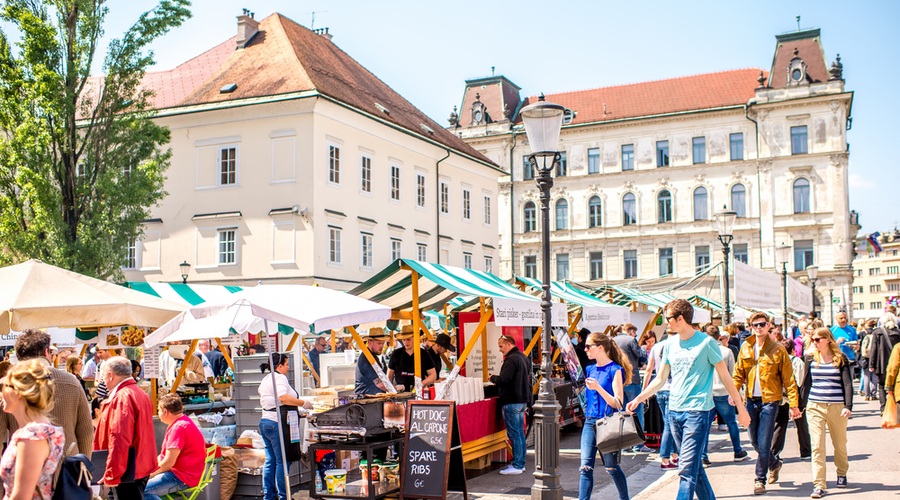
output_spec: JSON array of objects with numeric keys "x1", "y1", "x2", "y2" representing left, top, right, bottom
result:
[
  {"x1": 401, "y1": 400, "x2": 466, "y2": 499},
  {"x1": 580, "y1": 305, "x2": 630, "y2": 330},
  {"x1": 143, "y1": 345, "x2": 161, "y2": 379},
  {"x1": 98, "y1": 327, "x2": 123, "y2": 349},
  {"x1": 734, "y1": 261, "x2": 782, "y2": 310},
  {"x1": 1, "y1": 328, "x2": 77, "y2": 347},
  {"x1": 492, "y1": 298, "x2": 567, "y2": 327},
  {"x1": 458, "y1": 311, "x2": 522, "y2": 379},
  {"x1": 787, "y1": 275, "x2": 813, "y2": 313}
]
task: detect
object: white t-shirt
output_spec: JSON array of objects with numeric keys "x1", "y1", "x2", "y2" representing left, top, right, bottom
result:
[
  {"x1": 258, "y1": 372, "x2": 298, "y2": 422},
  {"x1": 649, "y1": 338, "x2": 671, "y2": 392}
]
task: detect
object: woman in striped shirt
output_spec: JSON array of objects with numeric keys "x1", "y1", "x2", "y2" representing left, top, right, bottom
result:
[{"x1": 799, "y1": 328, "x2": 854, "y2": 498}]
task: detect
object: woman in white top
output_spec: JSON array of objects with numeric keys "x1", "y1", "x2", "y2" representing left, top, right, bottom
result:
[{"x1": 258, "y1": 353, "x2": 312, "y2": 500}]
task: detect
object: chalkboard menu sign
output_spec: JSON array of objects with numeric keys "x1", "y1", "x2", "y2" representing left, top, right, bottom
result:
[{"x1": 401, "y1": 400, "x2": 467, "y2": 499}]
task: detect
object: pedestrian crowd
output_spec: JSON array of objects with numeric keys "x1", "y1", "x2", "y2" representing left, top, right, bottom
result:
[{"x1": 490, "y1": 299, "x2": 900, "y2": 500}]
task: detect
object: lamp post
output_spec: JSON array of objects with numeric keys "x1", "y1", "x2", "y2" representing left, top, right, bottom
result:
[
  {"x1": 521, "y1": 96, "x2": 564, "y2": 500},
  {"x1": 826, "y1": 278, "x2": 836, "y2": 325},
  {"x1": 776, "y1": 243, "x2": 792, "y2": 328},
  {"x1": 714, "y1": 206, "x2": 737, "y2": 324},
  {"x1": 806, "y1": 265, "x2": 818, "y2": 318},
  {"x1": 179, "y1": 260, "x2": 191, "y2": 285}
]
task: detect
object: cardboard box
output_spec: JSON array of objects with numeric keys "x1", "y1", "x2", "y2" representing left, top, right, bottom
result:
[
  {"x1": 335, "y1": 450, "x2": 360, "y2": 471},
  {"x1": 234, "y1": 448, "x2": 267, "y2": 469}
]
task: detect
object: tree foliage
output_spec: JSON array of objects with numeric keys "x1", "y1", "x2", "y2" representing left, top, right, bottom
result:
[{"x1": 0, "y1": 0, "x2": 191, "y2": 279}]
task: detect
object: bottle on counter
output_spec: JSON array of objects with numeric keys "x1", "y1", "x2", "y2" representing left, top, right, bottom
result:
[{"x1": 315, "y1": 471, "x2": 323, "y2": 492}]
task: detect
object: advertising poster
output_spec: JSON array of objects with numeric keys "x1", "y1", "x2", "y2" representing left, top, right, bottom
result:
[{"x1": 458, "y1": 311, "x2": 523, "y2": 379}]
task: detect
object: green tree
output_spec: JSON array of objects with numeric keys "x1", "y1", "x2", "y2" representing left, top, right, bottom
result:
[{"x1": 0, "y1": 0, "x2": 191, "y2": 279}]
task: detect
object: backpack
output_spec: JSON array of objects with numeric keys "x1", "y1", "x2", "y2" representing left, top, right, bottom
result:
[
  {"x1": 861, "y1": 333, "x2": 873, "y2": 358},
  {"x1": 52, "y1": 454, "x2": 94, "y2": 500}
]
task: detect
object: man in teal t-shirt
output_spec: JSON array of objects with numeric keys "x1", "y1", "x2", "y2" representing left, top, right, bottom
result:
[{"x1": 628, "y1": 299, "x2": 750, "y2": 500}]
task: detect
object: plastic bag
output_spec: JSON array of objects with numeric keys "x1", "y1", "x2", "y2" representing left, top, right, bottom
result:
[
  {"x1": 238, "y1": 429, "x2": 265, "y2": 448},
  {"x1": 882, "y1": 397, "x2": 900, "y2": 429}
]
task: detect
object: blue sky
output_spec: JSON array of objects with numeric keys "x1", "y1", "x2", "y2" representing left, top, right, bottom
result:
[{"x1": 83, "y1": 1, "x2": 900, "y2": 235}]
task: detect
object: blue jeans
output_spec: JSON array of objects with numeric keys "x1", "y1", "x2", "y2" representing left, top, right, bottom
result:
[
  {"x1": 260, "y1": 418, "x2": 289, "y2": 500},
  {"x1": 669, "y1": 410, "x2": 715, "y2": 500},
  {"x1": 580, "y1": 417, "x2": 629, "y2": 500},
  {"x1": 502, "y1": 403, "x2": 527, "y2": 470},
  {"x1": 703, "y1": 396, "x2": 743, "y2": 460},
  {"x1": 623, "y1": 384, "x2": 644, "y2": 430},
  {"x1": 144, "y1": 471, "x2": 187, "y2": 500},
  {"x1": 657, "y1": 391, "x2": 679, "y2": 459},
  {"x1": 745, "y1": 399, "x2": 778, "y2": 482}
]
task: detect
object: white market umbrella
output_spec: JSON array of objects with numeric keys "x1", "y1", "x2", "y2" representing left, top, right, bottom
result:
[{"x1": 0, "y1": 260, "x2": 185, "y2": 334}]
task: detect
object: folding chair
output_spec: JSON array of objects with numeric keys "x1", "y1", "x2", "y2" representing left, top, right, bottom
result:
[{"x1": 162, "y1": 445, "x2": 220, "y2": 500}]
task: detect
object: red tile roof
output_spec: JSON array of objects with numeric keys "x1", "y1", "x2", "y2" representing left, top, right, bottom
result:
[
  {"x1": 518, "y1": 69, "x2": 767, "y2": 126},
  {"x1": 141, "y1": 13, "x2": 493, "y2": 166}
]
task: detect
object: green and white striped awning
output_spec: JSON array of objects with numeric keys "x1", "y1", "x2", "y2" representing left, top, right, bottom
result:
[
  {"x1": 515, "y1": 277, "x2": 631, "y2": 327},
  {"x1": 127, "y1": 282, "x2": 244, "y2": 306},
  {"x1": 350, "y1": 259, "x2": 539, "y2": 314}
]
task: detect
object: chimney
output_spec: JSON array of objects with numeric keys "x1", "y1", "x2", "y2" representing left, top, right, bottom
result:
[{"x1": 236, "y1": 10, "x2": 259, "y2": 49}]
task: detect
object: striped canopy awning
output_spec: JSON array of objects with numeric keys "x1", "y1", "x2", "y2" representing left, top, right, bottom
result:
[
  {"x1": 127, "y1": 282, "x2": 244, "y2": 306},
  {"x1": 516, "y1": 277, "x2": 625, "y2": 310},
  {"x1": 349, "y1": 259, "x2": 538, "y2": 314}
]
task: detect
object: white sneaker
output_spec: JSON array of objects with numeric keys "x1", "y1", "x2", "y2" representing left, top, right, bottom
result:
[{"x1": 499, "y1": 465, "x2": 525, "y2": 475}]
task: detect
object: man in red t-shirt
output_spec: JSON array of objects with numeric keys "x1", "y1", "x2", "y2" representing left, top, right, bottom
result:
[{"x1": 144, "y1": 394, "x2": 207, "y2": 500}]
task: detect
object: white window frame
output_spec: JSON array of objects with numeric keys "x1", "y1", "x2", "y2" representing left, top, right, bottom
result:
[
  {"x1": 123, "y1": 238, "x2": 138, "y2": 270},
  {"x1": 416, "y1": 172, "x2": 426, "y2": 208},
  {"x1": 360, "y1": 152, "x2": 372, "y2": 193},
  {"x1": 417, "y1": 243, "x2": 427, "y2": 261},
  {"x1": 440, "y1": 180, "x2": 449, "y2": 214},
  {"x1": 390, "y1": 164, "x2": 401, "y2": 201},
  {"x1": 483, "y1": 193, "x2": 492, "y2": 225},
  {"x1": 484, "y1": 256, "x2": 493, "y2": 273},
  {"x1": 328, "y1": 144, "x2": 341, "y2": 185},
  {"x1": 218, "y1": 146, "x2": 238, "y2": 186},
  {"x1": 328, "y1": 227, "x2": 342, "y2": 265},
  {"x1": 217, "y1": 227, "x2": 238, "y2": 265},
  {"x1": 462, "y1": 188, "x2": 471, "y2": 220},
  {"x1": 463, "y1": 252, "x2": 473, "y2": 269},
  {"x1": 361, "y1": 232, "x2": 374, "y2": 269},
  {"x1": 391, "y1": 238, "x2": 402, "y2": 261}
]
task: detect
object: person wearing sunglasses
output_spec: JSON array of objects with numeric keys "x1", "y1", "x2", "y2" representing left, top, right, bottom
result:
[
  {"x1": 799, "y1": 328, "x2": 854, "y2": 498},
  {"x1": 627, "y1": 299, "x2": 749, "y2": 500},
  {"x1": 731, "y1": 313, "x2": 801, "y2": 495}
]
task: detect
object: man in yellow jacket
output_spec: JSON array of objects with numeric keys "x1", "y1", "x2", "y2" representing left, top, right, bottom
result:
[{"x1": 732, "y1": 312, "x2": 801, "y2": 495}]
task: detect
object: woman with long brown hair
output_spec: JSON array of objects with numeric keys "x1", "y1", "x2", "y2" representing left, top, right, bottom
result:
[
  {"x1": 800, "y1": 328, "x2": 853, "y2": 498},
  {"x1": 579, "y1": 332, "x2": 632, "y2": 500}
]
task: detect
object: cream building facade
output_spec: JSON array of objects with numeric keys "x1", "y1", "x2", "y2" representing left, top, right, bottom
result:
[
  {"x1": 123, "y1": 13, "x2": 501, "y2": 289},
  {"x1": 850, "y1": 231, "x2": 900, "y2": 322},
  {"x1": 451, "y1": 28, "x2": 858, "y2": 314}
]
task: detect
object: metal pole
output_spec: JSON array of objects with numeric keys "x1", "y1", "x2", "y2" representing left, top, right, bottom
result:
[
  {"x1": 829, "y1": 289, "x2": 834, "y2": 325},
  {"x1": 811, "y1": 281, "x2": 817, "y2": 318},
  {"x1": 721, "y1": 240, "x2": 732, "y2": 324},
  {"x1": 530, "y1": 153, "x2": 562, "y2": 500},
  {"x1": 782, "y1": 263, "x2": 789, "y2": 330}
]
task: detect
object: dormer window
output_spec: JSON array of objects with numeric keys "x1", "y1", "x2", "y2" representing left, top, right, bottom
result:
[
  {"x1": 470, "y1": 92, "x2": 491, "y2": 126},
  {"x1": 786, "y1": 48, "x2": 808, "y2": 87}
]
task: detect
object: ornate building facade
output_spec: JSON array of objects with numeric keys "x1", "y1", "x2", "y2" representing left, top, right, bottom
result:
[{"x1": 450, "y1": 28, "x2": 857, "y2": 312}]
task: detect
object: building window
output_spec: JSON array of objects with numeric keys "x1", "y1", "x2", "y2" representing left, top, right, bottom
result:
[
  {"x1": 659, "y1": 248, "x2": 674, "y2": 276},
  {"x1": 852, "y1": 286, "x2": 863, "y2": 293},
  {"x1": 693, "y1": 187, "x2": 708, "y2": 221},
  {"x1": 793, "y1": 240, "x2": 814, "y2": 272},
  {"x1": 730, "y1": 133, "x2": 744, "y2": 161},
  {"x1": 483, "y1": 195, "x2": 492, "y2": 225},
  {"x1": 416, "y1": 243, "x2": 427, "y2": 261},
  {"x1": 218, "y1": 228, "x2": 237, "y2": 264},
  {"x1": 871, "y1": 301, "x2": 883, "y2": 310},
  {"x1": 855, "y1": 269, "x2": 863, "y2": 276},
  {"x1": 623, "y1": 193, "x2": 637, "y2": 226},
  {"x1": 622, "y1": 144, "x2": 634, "y2": 171},
  {"x1": 657, "y1": 190, "x2": 673, "y2": 223},
  {"x1": 888, "y1": 283, "x2": 900, "y2": 292},
  {"x1": 124, "y1": 239, "x2": 137, "y2": 269},
  {"x1": 656, "y1": 140, "x2": 669, "y2": 167},
  {"x1": 390, "y1": 238, "x2": 401, "y2": 261},
  {"x1": 793, "y1": 178, "x2": 811, "y2": 214},
  {"x1": 791, "y1": 126, "x2": 808, "y2": 155},
  {"x1": 888, "y1": 265, "x2": 899, "y2": 274},
  {"x1": 463, "y1": 252, "x2": 472, "y2": 269},
  {"x1": 220, "y1": 147, "x2": 237, "y2": 185},
  {"x1": 870, "y1": 268, "x2": 881, "y2": 276},
  {"x1": 588, "y1": 196, "x2": 602, "y2": 228},
  {"x1": 462, "y1": 189, "x2": 471, "y2": 220},
  {"x1": 523, "y1": 155, "x2": 533, "y2": 181},
  {"x1": 556, "y1": 253, "x2": 569, "y2": 280},
  {"x1": 555, "y1": 199, "x2": 568, "y2": 230},
  {"x1": 692, "y1": 137, "x2": 706, "y2": 164},
  {"x1": 328, "y1": 145, "x2": 340, "y2": 184},
  {"x1": 361, "y1": 233, "x2": 373, "y2": 268},
  {"x1": 524, "y1": 255, "x2": 537, "y2": 279},
  {"x1": 390, "y1": 165, "x2": 400, "y2": 200},
  {"x1": 587, "y1": 148, "x2": 600, "y2": 174},
  {"x1": 871, "y1": 284, "x2": 883, "y2": 292},
  {"x1": 589, "y1": 252, "x2": 603, "y2": 280},
  {"x1": 731, "y1": 184, "x2": 747, "y2": 218},
  {"x1": 329, "y1": 228, "x2": 342, "y2": 264},
  {"x1": 623, "y1": 250, "x2": 638, "y2": 279},
  {"x1": 556, "y1": 152, "x2": 567, "y2": 177},
  {"x1": 360, "y1": 154, "x2": 371, "y2": 192},
  {"x1": 733, "y1": 243, "x2": 748, "y2": 264},
  {"x1": 416, "y1": 174, "x2": 426, "y2": 207},
  {"x1": 524, "y1": 202, "x2": 537, "y2": 233},
  {"x1": 695, "y1": 245, "x2": 710, "y2": 272},
  {"x1": 440, "y1": 181, "x2": 449, "y2": 214},
  {"x1": 484, "y1": 256, "x2": 493, "y2": 273}
]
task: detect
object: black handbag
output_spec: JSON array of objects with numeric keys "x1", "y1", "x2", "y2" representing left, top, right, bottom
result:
[
  {"x1": 595, "y1": 398, "x2": 646, "y2": 454},
  {"x1": 52, "y1": 454, "x2": 94, "y2": 500}
]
